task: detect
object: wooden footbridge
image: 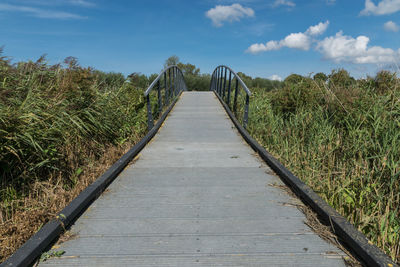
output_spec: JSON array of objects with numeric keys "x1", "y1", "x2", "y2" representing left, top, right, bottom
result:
[{"x1": 2, "y1": 66, "x2": 396, "y2": 267}]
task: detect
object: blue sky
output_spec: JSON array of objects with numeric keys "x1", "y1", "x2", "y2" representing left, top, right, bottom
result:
[{"x1": 1, "y1": 0, "x2": 400, "y2": 80}]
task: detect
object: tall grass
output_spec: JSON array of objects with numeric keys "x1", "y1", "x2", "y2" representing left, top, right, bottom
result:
[
  {"x1": 0, "y1": 53, "x2": 148, "y2": 261},
  {"x1": 247, "y1": 70, "x2": 400, "y2": 262}
]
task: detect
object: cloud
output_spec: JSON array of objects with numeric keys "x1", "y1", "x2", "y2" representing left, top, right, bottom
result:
[
  {"x1": 281, "y1": 32, "x2": 311, "y2": 50},
  {"x1": 360, "y1": 0, "x2": 400, "y2": 16},
  {"x1": 326, "y1": 0, "x2": 336, "y2": 5},
  {"x1": 269, "y1": 74, "x2": 282, "y2": 81},
  {"x1": 306, "y1": 20, "x2": 330, "y2": 36},
  {"x1": 272, "y1": 0, "x2": 296, "y2": 7},
  {"x1": 0, "y1": 3, "x2": 86, "y2": 19},
  {"x1": 11, "y1": 0, "x2": 95, "y2": 7},
  {"x1": 205, "y1": 4, "x2": 254, "y2": 27},
  {"x1": 316, "y1": 31, "x2": 400, "y2": 64},
  {"x1": 68, "y1": 0, "x2": 95, "y2": 7},
  {"x1": 246, "y1": 21, "x2": 399, "y2": 64},
  {"x1": 246, "y1": 21, "x2": 328, "y2": 54},
  {"x1": 384, "y1": 20, "x2": 399, "y2": 31}
]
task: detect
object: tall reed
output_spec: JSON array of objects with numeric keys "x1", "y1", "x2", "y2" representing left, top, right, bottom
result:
[{"x1": 247, "y1": 71, "x2": 400, "y2": 262}]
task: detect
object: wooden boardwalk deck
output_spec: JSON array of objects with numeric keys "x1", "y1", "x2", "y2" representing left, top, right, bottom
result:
[{"x1": 41, "y1": 92, "x2": 346, "y2": 266}]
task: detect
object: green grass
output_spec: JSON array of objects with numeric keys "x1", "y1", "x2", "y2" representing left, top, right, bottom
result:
[
  {"x1": 0, "y1": 54, "x2": 151, "y2": 261},
  {"x1": 0, "y1": 55, "x2": 148, "y2": 209},
  {"x1": 245, "y1": 71, "x2": 400, "y2": 262}
]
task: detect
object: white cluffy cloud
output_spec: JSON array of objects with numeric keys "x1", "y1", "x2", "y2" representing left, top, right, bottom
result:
[
  {"x1": 246, "y1": 21, "x2": 329, "y2": 54},
  {"x1": 306, "y1": 20, "x2": 330, "y2": 36},
  {"x1": 247, "y1": 21, "x2": 400, "y2": 64},
  {"x1": 316, "y1": 31, "x2": 400, "y2": 64},
  {"x1": 205, "y1": 4, "x2": 254, "y2": 27},
  {"x1": 360, "y1": 0, "x2": 400, "y2": 16},
  {"x1": 384, "y1": 21, "x2": 399, "y2": 31},
  {"x1": 272, "y1": 0, "x2": 296, "y2": 7},
  {"x1": 269, "y1": 74, "x2": 282, "y2": 81},
  {"x1": 0, "y1": 3, "x2": 86, "y2": 19}
]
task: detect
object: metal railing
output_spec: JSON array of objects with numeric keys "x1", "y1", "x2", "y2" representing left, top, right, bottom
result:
[
  {"x1": 144, "y1": 65, "x2": 187, "y2": 131},
  {"x1": 210, "y1": 65, "x2": 252, "y2": 128}
]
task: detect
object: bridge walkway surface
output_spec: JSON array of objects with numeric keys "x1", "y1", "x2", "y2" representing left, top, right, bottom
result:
[{"x1": 41, "y1": 91, "x2": 346, "y2": 266}]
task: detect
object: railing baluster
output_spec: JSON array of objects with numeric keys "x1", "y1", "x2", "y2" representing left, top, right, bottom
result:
[
  {"x1": 222, "y1": 68, "x2": 227, "y2": 99},
  {"x1": 171, "y1": 68, "x2": 173, "y2": 97},
  {"x1": 174, "y1": 67, "x2": 177, "y2": 96},
  {"x1": 243, "y1": 94, "x2": 249, "y2": 129},
  {"x1": 173, "y1": 68, "x2": 178, "y2": 96},
  {"x1": 168, "y1": 68, "x2": 172, "y2": 102},
  {"x1": 214, "y1": 72, "x2": 217, "y2": 92},
  {"x1": 209, "y1": 73, "x2": 214, "y2": 91},
  {"x1": 216, "y1": 68, "x2": 219, "y2": 93},
  {"x1": 157, "y1": 80, "x2": 162, "y2": 115},
  {"x1": 164, "y1": 72, "x2": 167, "y2": 105},
  {"x1": 146, "y1": 95, "x2": 153, "y2": 131},
  {"x1": 227, "y1": 71, "x2": 232, "y2": 107},
  {"x1": 175, "y1": 68, "x2": 178, "y2": 95},
  {"x1": 219, "y1": 67, "x2": 224, "y2": 96},
  {"x1": 217, "y1": 67, "x2": 221, "y2": 94},
  {"x1": 233, "y1": 77, "x2": 239, "y2": 113}
]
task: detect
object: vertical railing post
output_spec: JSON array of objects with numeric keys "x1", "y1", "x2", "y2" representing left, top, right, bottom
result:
[
  {"x1": 214, "y1": 72, "x2": 217, "y2": 91},
  {"x1": 219, "y1": 67, "x2": 224, "y2": 96},
  {"x1": 178, "y1": 69, "x2": 180, "y2": 94},
  {"x1": 209, "y1": 73, "x2": 214, "y2": 91},
  {"x1": 173, "y1": 67, "x2": 176, "y2": 96},
  {"x1": 171, "y1": 68, "x2": 174, "y2": 96},
  {"x1": 227, "y1": 71, "x2": 232, "y2": 107},
  {"x1": 243, "y1": 94, "x2": 249, "y2": 129},
  {"x1": 173, "y1": 68, "x2": 176, "y2": 95},
  {"x1": 222, "y1": 68, "x2": 227, "y2": 99},
  {"x1": 164, "y1": 72, "x2": 167, "y2": 105},
  {"x1": 146, "y1": 94, "x2": 153, "y2": 131},
  {"x1": 233, "y1": 78, "x2": 239, "y2": 113},
  {"x1": 215, "y1": 68, "x2": 220, "y2": 94},
  {"x1": 168, "y1": 68, "x2": 172, "y2": 102},
  {"x1": 179, "y1": 71, "x2": 183, "y2": 93},
  {"x1": 157, "y1": 80, "x2": 162, "y2": 115},
  {"x1": 175, "y1": 68, "x2": 178, "y2": 95},
  {"x1": 218, "y1": 68, "x2": 222, "y2": 94}
]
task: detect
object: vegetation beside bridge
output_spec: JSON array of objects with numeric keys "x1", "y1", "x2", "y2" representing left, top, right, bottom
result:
[{"x1": 247, "y1": 69, "x2": 400, "y2": 262}]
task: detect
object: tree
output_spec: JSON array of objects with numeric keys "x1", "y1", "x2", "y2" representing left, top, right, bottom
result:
[
  {"x1": 127, "y1": 72, "x2": 148, "y2": 88},
  {"x1": 164, "y1": 55, "x2": 180, "y2": 68},
  {"x1": 328, "y1": 69, "x2": 355, "y2": 89},
  {"x1": 313, "y1": 72, "x2": 328, "y2": 82},
  {"x1": 148, "y1": 73, "x2": 158, "y2": 85},
  {"x1": 177, "y1": 63, "x2": 200, "y2": 76},
  {"x1": 284, "y1": 74, "x2": 304, "y2": 86}
]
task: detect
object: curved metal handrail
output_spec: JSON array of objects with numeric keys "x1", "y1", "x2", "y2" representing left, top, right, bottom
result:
[
  {"x1": 210, "y1": 65, "x2": 252, "y2": 128},
  {"x1": 144, "y1": 65, "x2": 187, "y2": 130},
  {"x1": 144, "y1": 65, "x2": 186, "y2": 96}
]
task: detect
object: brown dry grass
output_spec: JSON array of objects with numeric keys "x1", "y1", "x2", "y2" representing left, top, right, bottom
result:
[
  {"x1": 0, "y1": 141, "x2": 136, "y2": 262},
  {"x1": 268, "y1": 180, "x2": 362, "y2": 266}
]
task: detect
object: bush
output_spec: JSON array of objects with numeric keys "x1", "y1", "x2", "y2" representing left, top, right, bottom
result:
[
  {"x1": 328, "y1": 69, "x2": 355, "y2": 90},
  {"x1": 374, "y1": 70, "x2": 398, "y2": 94}
]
